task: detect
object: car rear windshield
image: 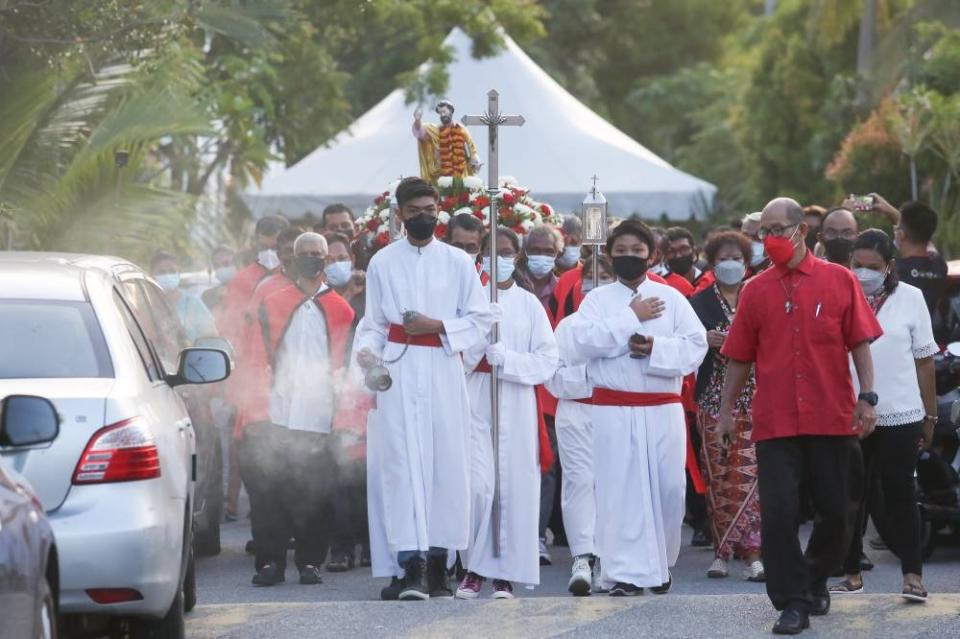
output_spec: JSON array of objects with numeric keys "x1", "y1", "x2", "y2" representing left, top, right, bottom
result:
[{"x1": 0, "y1": 300, "x2": 113, "y2": 378}]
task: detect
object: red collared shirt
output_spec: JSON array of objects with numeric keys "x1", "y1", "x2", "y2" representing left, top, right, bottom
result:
[{"x1": 721, "y1": 251, "x2": 882, "y2": 441}]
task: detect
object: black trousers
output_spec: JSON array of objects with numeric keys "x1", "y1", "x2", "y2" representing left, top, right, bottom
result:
[
  {"x1": 539, "y1": 417, "x2": 562, "y2": 540},
  {"x1": 756, "y1": 435, "x2": 863, "y2": 612},
  {"x1": 239, "y1": 422, "x2": 335, "y2": 573},
  {"x1": 330, "y1": 435, "x2": 368, "y2": 557},
  {"x1": 843, "y1": 423, "x2": 923, "y2": 576}
]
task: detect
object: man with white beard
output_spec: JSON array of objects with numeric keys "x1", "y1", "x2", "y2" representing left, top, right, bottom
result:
[
  {"x1": 356, "y1": 177, "x2": 493, "y2": 601},
  {"x1": 561, "y1": 220, "x2": 708, "y2": 596},
  {"x1": 241, "y1": 232, "x2": 356, "y2": 587}
]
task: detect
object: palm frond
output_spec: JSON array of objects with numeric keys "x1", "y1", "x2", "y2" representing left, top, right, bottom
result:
[{"x1": 194, "y1": 0, "x2": 293, "y2": 48}]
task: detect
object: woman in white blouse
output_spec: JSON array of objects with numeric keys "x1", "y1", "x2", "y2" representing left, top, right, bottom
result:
[{"x1": 830, "y1": 229, "x2": 938, "y2": 602}]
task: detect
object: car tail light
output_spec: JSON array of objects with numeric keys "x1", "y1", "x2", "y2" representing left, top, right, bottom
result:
[
  {"x1": 72, "y1": 417, "x2": 161, "y2": 484},
  {"x1": 86, "y1": 588, "x2": 144, "y2": 604}
]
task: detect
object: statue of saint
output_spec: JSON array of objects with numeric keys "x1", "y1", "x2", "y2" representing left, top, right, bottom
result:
[{"x1": 412, "y1": 100, "x2": 481, "y2": 184}]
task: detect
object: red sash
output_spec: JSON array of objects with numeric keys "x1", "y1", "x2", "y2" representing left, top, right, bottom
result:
[
  {"x1": 591, "y1": 388, "x2": 682, "y2": 407},
  {"x1": 574, "y1": 397, "x2": 593, "y2": 405},
  {"x1": 471, "y1": 356, "x2": 554, "y2": 474},
  {"x1": 388, "y1": 324, "x2": 443, "y2": 348}
]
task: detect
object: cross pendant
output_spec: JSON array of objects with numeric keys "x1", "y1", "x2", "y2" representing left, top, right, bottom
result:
[{"x1": 785, "y1": 300, "x2": 793, "y2": 314}]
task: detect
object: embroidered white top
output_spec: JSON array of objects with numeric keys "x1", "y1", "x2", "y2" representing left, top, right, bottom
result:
[{"x1": 852, "y1": 282, "x2": 938, "y2": 426}]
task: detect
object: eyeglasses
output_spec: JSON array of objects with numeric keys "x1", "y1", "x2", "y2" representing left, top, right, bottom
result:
[
  {"x1": 756, "y1": 223, "x2": 799, "y2": 241},
  {"x1": 822, "y1": 229, "x2": 857, "y2": 241}
]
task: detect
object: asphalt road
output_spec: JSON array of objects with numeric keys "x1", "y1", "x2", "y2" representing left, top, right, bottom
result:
[{"x1": 189, "y1": 516, "x2": 960, "y2": 638}]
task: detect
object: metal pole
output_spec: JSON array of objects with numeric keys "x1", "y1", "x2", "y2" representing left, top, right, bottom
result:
[
  {"x1": 592, "y1": 246, "x2": 599, "y2": 289},
  {"x1": 487, "y1": 117, "x2": 502, "y2": 559}
]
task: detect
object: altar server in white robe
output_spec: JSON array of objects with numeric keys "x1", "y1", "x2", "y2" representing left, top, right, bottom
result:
[
  {"x1": 546, "y1": 313, "x2": 599, "y2": 597},
  {"x1": 456, "y1": 227, "x2": 559, "y2": 600},
  {"x1": 356, "y1": 177, "x2": 493, "y2": 601},
  {"x1": 562, "y1": 220, "x2": 707, "y2": 596}
]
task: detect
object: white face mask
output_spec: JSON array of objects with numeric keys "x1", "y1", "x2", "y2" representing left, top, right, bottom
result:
[
  {"x1": 482, "y1": 255, "x2": 516, "y2": 283},
  {"x1": 324, "y1": 261, "x2": 352, "y2": 288},
  {"x1": 155, "y1": 273, "x2": 180, "y2": 292},
  {"x1": 750, "y1": 241, "x2": 766, "y2": 267},
  {"x1": 526, "y1": 254, "x2": 556, "y2": 279},
  {"x1": 714, "y1": 259, "x2": 747, "y2": 286},
  {"x1": 557, "y1": 245, "x2": 581, "y2": 268},
  {"x1": 214, "y1": 265, "x2": 236, "y2": 285},
  {"x1": 854, "y1": 267, "x2": 886, "y2": 296},
  {"x1": 258, "y1": 248, "x2": 281, "y2": 270}
]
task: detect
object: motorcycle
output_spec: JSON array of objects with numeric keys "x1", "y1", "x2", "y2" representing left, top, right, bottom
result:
[{"x1": 915, "y1": 342, "x2": 960, "y2": 560}]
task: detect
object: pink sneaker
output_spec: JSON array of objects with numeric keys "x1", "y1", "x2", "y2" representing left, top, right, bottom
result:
[
  {"x1": 455, "y1": 571, "x2": 484, "y2": 599},
  {"x1": 492, "y1": 579, "x2": 514, "y2": 599}
]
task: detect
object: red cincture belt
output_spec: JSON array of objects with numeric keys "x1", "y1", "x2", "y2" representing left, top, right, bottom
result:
[
  {"x1": 590, "y1": 388, "x2": 682, "y2": 407},
  {"x1": 388, "y1": 324, "x2": 443, "y2": 348},
  {"x1": 474, "y1": 356, "x2": 493, "y2": 373},
  {"x1": 574, "y1": 397, "x2": 594, "y2": 405}
]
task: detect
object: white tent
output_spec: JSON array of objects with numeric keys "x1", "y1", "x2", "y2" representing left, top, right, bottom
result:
[{"x1": 244, "y1": 28, "x2": 716, "y2": 221}]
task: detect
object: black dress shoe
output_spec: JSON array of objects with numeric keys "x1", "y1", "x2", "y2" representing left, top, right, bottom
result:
[
  {"x1": 650, "y1": 572, "x2": 672, "y2": 595},
  {"x1": 772, "y1": 608, "x2": 809, "y2": 635},
  {"x1": 399, "y1": 558, "x2": 429, "y2": 601},
  {"x1": 245, "y1": 539, "x2": 256, "y2": 555},
  {"x1": 809, "y1": 583, "x2": 830, "y2": 616},
  {"x1": 691, "y1": 529, "x2": 712, "y2": 547},
  {"x1": 299, "y1": 564, "x2": 324, "y2": 585},
  {"x1": 427, "y1": 555, "x2": 453, "y2": 598},
  {"x1": 380, "y1": 576, "x2": 405, "y2": 601},
  {"x1": 252, "y1": 562, "x2": 285, "y2": 587},
  {"x1": 326, "y1": 553, "x2": 353, "y2": 573},
  {"x1": 609, "y1": 582, "x2": 643, "y2": 597}
]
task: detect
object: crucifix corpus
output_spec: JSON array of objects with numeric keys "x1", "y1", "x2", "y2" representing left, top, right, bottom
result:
[{"x1": 462, "y1": 90, "x2": 524, "y2": 558}]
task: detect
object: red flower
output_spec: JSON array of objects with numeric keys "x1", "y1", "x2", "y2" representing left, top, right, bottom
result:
[
  {"x1": 434, "y1": 222, "x2": 448, "y2": 239},
  {"x1": 501, "y1": 192, "x2": 515, "y2": 205},
  {"x1": 459, "y1": 191, "x2": 470, "y2": 204},
  {"x1": 473, "y1": 209, "x2": 485, "y2": 221},
  {"x1": 474, "y1": 195, "x2": 490, "y2": 209},
  {"x1": 511, "y1": 223, "x2": 525, "y2": 235},
  {"x1": 441, "y1": 196, "x2": 457, "y2": 210},
  {"x1": 365, "y1": 217, "x2": 380, "y2": 232},
  {"x1": 374, "y1": 231, "x2": 390, "y2": 248}
]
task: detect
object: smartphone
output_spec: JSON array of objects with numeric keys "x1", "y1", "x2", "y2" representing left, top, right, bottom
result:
[{"x1": 849, "y1": 194, "x2": 876, "y2": 211}]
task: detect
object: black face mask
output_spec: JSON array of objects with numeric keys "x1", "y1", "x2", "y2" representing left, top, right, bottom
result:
[
  {"x1": 823, "y1": 238, "x2": 854, "y2": 264},
  {"x1": 667, "y1": 255, "x2": 694, "y2": 276},
  {"x1": 404, "y1": 213, "x2": 438, "y2": 241},
  {"x1": 612, "y1": 255, "x2": 649, "y2": 281},
  {"x1": 804, "y1": 230, "x2": 819, "y2": 251},
  {"x1": 294, "y1": 255, "x2": 325, "y2": 280},
  {"x1": 282, "y1": 257, "x2": 298, "y2": 278}
]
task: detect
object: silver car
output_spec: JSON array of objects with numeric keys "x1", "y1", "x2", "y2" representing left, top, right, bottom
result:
[{"x1": 0, "y1": 253, "x2": 230, "y2": 638}]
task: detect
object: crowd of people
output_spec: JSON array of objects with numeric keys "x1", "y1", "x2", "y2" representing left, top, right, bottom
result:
[{"x1": 150, "y1": 179, "x2": 953, "y2": 635}]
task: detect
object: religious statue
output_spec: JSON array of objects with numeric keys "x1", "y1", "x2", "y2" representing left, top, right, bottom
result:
[{"x1": 412, "y1": 100, "x2": 481, "y2": 184}]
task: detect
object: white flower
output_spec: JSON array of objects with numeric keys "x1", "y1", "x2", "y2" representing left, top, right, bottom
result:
[
  {"x1": 462, "y1": 176, "x2": 484, "y2": 190},
  {"x1": 379, "y1": 208, "x2": 391, "y2": 222},
  {"x1": 438, "y1": 211, "x2": 451, "y2": 224},
  {"x1": 453, "y1": 207, "x2": 472, "y2": 218},
  {"x1": 437, "y1": 176, "x2": 454, "y2": 188},
  {"x1": 521, "y1": 219, "x2": 535, "y2": 231},
  {"x1": 499, "y1": 175, "x2": 517, "y2": 187}
]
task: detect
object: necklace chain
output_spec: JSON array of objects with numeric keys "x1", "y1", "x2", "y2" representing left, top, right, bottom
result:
[{"x1": 779, "y1": 276, "x2": 801, "y2": 314}]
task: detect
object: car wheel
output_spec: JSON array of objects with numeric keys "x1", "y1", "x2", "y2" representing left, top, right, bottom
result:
[
  {"x1": 129, "y1": 587, "x2": 185, "y2": 639},
  {"x1": 183, "y1": 546, "x2": 197, "y2": 614},
  {"x1": 37, "y1": 576, "x2": 57, "y2": 639}
]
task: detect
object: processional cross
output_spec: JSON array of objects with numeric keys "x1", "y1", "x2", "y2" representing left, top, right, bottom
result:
[{"x1": 462, "y1": 90, "x2": 524, "y2": 558}]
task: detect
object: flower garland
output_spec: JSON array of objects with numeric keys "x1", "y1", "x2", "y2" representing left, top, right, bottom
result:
[{"x1": 357, "y1": 176, "x2": 560, "y2": 251}]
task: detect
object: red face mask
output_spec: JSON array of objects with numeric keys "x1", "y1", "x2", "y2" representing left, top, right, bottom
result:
[{"x1": 763, "y1": 228, "x2": 799, "y2": 266}]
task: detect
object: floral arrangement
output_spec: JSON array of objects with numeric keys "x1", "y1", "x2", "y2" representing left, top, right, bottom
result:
[{"x1": 357, "y1": 176, "x2": 560, "y2": 250}]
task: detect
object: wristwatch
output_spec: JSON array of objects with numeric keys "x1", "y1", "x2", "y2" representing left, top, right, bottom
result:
[{"x1": 857, "y1": 392, "x2": 879, "y2": 407}]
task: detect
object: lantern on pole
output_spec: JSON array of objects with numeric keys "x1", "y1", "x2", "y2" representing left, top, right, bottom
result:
[
  {"x1": 388, "y1": 187, "x2": 403, "y2": 242},
  {"x1": 581, "y1": 175, "x2": 608, "y2": 288}
]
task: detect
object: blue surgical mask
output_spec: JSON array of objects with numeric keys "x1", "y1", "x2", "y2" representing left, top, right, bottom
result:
[
  {"x1": 526, "y1": 254, "x2": 556, "y2": 279},
  {"x1": 214, "y1": 265, "x2": 236, "y2": 284},
  {"x1": 482, "y1": 255, "x2": 516, "y2": 283},
  {"x1": 324, "y1": 260, "x2": 352, "y2": 288},
  {"x1": 557, "y1": 245, "x2": 581, "y2": 268},
  {"x1": 750, "y1": 241, "x2": 766, "y2": 267},
  {"x1": 156, "y1": 273, "x2": 180, "y2": 292},
  {"x1": 714, "y1": 260, "x2": 746, "y2": 286},
  {"x1": 258, "y1": 248, "x2": 280, "y2": 270}
]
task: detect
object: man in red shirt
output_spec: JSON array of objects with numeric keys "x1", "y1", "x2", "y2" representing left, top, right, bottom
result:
[{"x1": 718, "y1": 197, "x2": 881, "y2": 635}]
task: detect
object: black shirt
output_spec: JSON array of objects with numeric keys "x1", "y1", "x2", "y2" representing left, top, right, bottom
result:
[{"x1": 897, "y1": 254, "x2": 947, "y2": 314}]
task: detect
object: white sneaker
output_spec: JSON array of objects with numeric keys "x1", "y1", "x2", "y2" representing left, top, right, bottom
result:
[
  {"x1": 568, "y1": 555, "x2": 592, "y2": 596},
  {"x1": 592, "y1": 557, "x2": 609, "y2": 594},
  {"x1": 743, "y1": 560, "x2": 765, "y2": 582},
  {"x1": 707, "y1": 557, "x2": 729, "y2": 578},
  {"x1": 538, "y1": 538, "x2": 552, "y2": 566}
]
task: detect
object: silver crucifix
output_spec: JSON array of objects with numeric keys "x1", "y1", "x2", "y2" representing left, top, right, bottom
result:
[{"x1": 462, "y1": 90, "x2": 524, "y2": 558}]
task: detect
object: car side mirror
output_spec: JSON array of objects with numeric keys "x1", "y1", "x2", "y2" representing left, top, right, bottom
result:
[
  {"x1": 194, "y1": 336, "x2": 234, "y2": 361},
  {"x1": 168, "y1": 348, "x2": 231, "y2": 387},
  {"x1": 947, "y1": 342, "x2": 960, "y2": 358},
  {"x1": 0, "y1": 395, "x2": 60, "y2": 447}
]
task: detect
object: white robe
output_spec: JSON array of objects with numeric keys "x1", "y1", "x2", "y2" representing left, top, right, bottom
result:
[
  {"x1": 462, "y1": 284, "x2": 558, "y2": 585},
  {"x1": 563, "y1": 278, "x2": 707, "y2": 588},
  {"x1": 544, "y1": 316, "x2": 596, "y2": 559},
  {"x1": 357, "y1": 238, "x2": 493, "y2": 557}
]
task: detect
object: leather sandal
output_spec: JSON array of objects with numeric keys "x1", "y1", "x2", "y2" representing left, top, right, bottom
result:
[
  {"x1": 828, "y1": 578, "x2": 863, "y2": 594},
  {"x1": 901, "y1": 582, "x2": 928, "y2": 603}
]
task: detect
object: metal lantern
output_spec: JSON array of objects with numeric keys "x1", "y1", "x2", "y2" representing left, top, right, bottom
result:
[
  {"x1": 388, "y1": 191, "x2": 402, "y2": 242},
  {"x1": 581, "y1": 177, "x2": 607, "y2": 246}
]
